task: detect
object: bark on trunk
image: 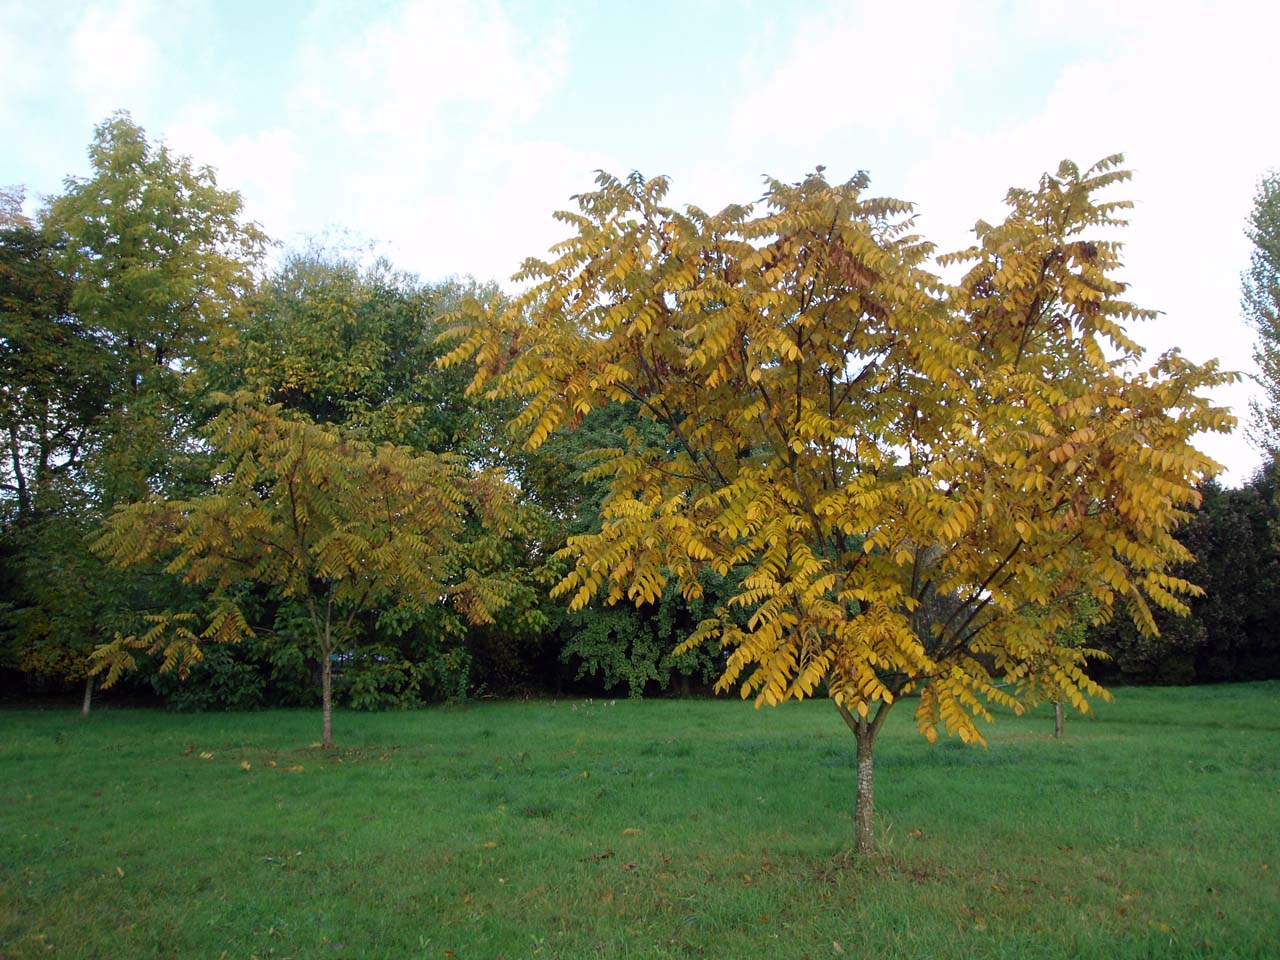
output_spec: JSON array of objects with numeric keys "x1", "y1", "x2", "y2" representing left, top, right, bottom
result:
[
  {"x1": 81, "y1": 676, "x2": 94, "y2": 716},
  {"x1": 854, "y1": 725, "x2": 876, "y2": 856},
  {"x1": 836, "y1": 699, "x2": 888, "y2": 857},
  {"x1": 321, "y1": 655, "x2": 333, "y2": 748},
  {"x1": 1054, "y1": 699, "x2": 1064, "y2": 739}
]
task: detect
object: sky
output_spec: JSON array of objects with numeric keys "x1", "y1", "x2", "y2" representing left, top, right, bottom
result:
[{"x1": 2, "y1": 0, "x2": 1276, "y2": 484}]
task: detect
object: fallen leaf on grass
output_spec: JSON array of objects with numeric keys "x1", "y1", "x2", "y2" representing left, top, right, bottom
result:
[
  {"x1": 198, "y1": 752, "x2": 214, "y2": 760},
  {"x1": 285, "y1": 765, "x2": 305, "y2": 773},
  {"x1": 622, "y1": 860, "x2": 638, "y2": 872},
  {"x1": 480, "y1": 841, "x2": 498, "y2": 849},
  {"x1": 115, "y1": 867, "x2": 125, "y2": 878},
  {"x1": 266, "y1": 760, "x2": 277, "y2": 768},
  {"x1": 622, "y1": 828, "x2": 641, "y2": 836},
  {"x1": 240, "y1": 761, "x2": 251, "y2": 772}
]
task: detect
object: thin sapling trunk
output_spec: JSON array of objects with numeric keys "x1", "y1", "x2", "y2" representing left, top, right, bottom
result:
[
  {"x1": 321, "y1": 649, "x2": 333, "y2": 748},
  {"x1": 308, "y1": 592, "x2": 337, "y2": 749},
  {"x1": 836, "y1": 699, "x2": 893, "y2": 856}
]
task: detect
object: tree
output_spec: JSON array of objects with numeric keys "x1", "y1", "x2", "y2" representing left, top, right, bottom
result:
[
  {"x1": 1018, "y1": 591, "x2": 1103, "y2": 738},
  {"x1": 2, "y1": 116, "x2": 264, "y2": 709},
  {"x1": 444, "y1": 160, "x2": 1233, "y2": 854},
  {"x1": 1, "y1": 191, "x2": 121, "y2": 711},
  {"x1": 0, "y1": 188, "x2": 111, "y2": 520},
  {"x1": 92, "y1": 394, "x2": 524, "y2": 746},
  {"x1": 1090, "y1": 469, "x2": 1280, "y2": 684},
  {"x1": 0, "y1": 505, "x2": 177, "y2": 714},
  {"x1": 205, "y1": 252, "x2": 548, "y2": 701},
  {"x1": 1245, "y1": 172, "x2": 1280, "y2": 454},
  {"x1": 211, "y1": 250, "x2": 492, "y2": 455},
  {"x1": 517, "y1": 401, "x2": 725, "y2": 697},
  {"x1": 44, "y1": 112, "x2": 265, "y2": 504}
]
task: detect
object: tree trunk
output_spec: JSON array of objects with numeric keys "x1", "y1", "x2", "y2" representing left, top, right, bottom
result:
[
  {"x1": 836, "y1": 699, "x2": 888, "y2": 857},
  {"x1": 81, "y1": 675, "x2": 94, "y2": 716},
  {"x1": 1054, "y1": 699, "x2": 1064, "y2": 739},
  {"x1": 854, "y1": 724, "x2": 876, "y2": 856},
  {"x1": 321, "y1": 653, "x2": 333, "y2": 748}
]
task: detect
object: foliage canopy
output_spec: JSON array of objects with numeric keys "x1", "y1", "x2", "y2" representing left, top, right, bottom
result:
[
  {"x1": 446, "y1": 157, "x2": 1232, "y2": 748},
  {"x1": 93, "y1": 394, "x2": 526, "y2": 743}
]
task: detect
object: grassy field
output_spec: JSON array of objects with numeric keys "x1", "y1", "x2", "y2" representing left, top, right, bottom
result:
[{"x1": 2, "y1": 683, "x2": 1277, "y2": 959}]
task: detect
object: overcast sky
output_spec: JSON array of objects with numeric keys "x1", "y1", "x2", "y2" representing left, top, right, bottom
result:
[{"x1": 3, "y1": 0, "x2": 1276, "y2": 483}]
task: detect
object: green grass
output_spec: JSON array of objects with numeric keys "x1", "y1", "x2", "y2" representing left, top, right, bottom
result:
[{"x1": 2, "y1": 683, "x2": 1277, "y2": 959}]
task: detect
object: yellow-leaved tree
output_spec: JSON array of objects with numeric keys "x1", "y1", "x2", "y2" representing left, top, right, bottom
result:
[
  {"x1": 443, "y1": 159, "x2": 1234, "y2": 854},
  {"x1": 93, "y1": 393, "x2": 525, "y2": 747}
]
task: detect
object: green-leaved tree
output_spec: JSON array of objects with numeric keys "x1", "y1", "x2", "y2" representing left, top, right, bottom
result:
[{"x1": 1245, "y1": 171, "x2": 1280, "y2": 454}]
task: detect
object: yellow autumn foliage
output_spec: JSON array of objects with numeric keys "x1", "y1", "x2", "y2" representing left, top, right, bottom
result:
[{"x1": 444, "y1": 158, "x2": 1234, "y2": 747}]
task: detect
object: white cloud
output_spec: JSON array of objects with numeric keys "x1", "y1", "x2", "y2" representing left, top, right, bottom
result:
[
  {"x1": 0, "y1": 4, "x2": 41, "y2": 114},
  {"x1": 163, "y1": 119, "x2": 304, "y2": 248},
  {"x1": 256, "y1": 0, "x2": 581, "y2": 282},
  {"x1": 7, "y1": 0, "x2": 1272, "y2": 482},
  {"x1": 292, "y1": 0, "x2": 567, "y2": 141},
  {"x1": 729, "y1": 0, "x2": 993, "y2": 144},
  {"x1": 67, "y1": 0, "x2": 163, "y2": 120},
  {"x1": 887, "y1": 0, "x2": 1280, "y2": 483},
  {"x1": 389, "y1": 138, "x2": 620, "y2": 283}
]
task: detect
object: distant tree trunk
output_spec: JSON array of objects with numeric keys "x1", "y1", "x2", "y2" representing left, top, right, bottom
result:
[
  {"x1": 7, "y1": 427, "x2": 31, "y2": 518},
  {"x1": 321, "y1": 653, "x2": 333, "y2": 748},
  {"x1": 81, "y1": 675, "x2": 93, "y2": 716},
  {"x1": 310, "y1": 596, "x2": 336, "y2": 749},
  {"x1": 678, "y1": 671, "x2": 690, "y2": 698},
  {"x1": 836, "y1": 700, "x2": 891, "y2": 856},
  {"x1": 1054, "y1": 699, "x2": 1064, "y2": 739}
]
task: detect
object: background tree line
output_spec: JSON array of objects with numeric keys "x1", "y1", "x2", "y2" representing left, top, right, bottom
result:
[{"x1": 1, "y1": 116, "x2": 1276, "y2": 713}]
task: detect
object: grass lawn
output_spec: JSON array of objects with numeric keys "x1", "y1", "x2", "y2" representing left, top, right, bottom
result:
[{"x1": 2, "y1": 682, "x2": 1277, "y2": 959}]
